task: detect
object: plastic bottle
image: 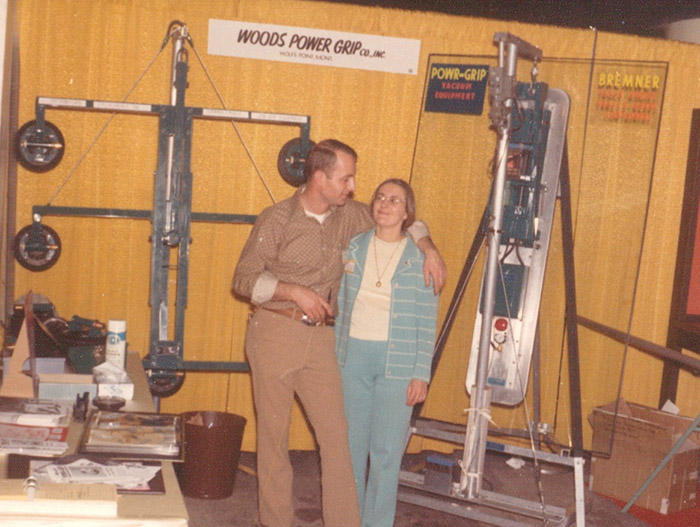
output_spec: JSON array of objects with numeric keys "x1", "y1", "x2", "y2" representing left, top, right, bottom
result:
[{"x1": 105, "y1": 320, "x2": 127, "y2": 370}]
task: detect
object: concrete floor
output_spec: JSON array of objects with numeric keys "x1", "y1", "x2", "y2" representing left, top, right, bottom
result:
[{"x1": 181, "y1": 450, "x2": 649, "y2": 527}]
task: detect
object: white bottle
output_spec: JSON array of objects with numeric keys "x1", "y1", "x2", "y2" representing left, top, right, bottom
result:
[{"x1": 105, "y1": 320, "x2": 127, "y2": 370}]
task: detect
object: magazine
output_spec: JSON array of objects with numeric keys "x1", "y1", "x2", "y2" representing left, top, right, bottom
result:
[{"x1": 79, "y1": 411, "x2": 182, "y2": 460}]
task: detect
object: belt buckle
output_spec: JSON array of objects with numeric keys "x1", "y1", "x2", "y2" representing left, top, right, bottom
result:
[
  {"x1": 300, "y1": 314, "x2": 320, "y2": 327},
  {"x1": 300, "y1": 314, "x2": 335, "y2": 327}
]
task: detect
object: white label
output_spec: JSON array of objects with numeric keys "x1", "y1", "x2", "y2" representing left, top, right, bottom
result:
[
  {"x1": 92, "y1": 101, "x2": 153, "y2": 113},
  {"x1": 105, "y1": 331, "x2": 126, "y2": 370},
  {"x1": 208, "y1": 19, "x2": 421, "y2": 75},
  {"x1": 201, "y1": 108, "x2": 250, "y2": 119},
  {"x1": 38, "y1": 97, "x2": 87, "y2": 108},
  {"x1": 250, "y1": 112, "x2": 309, "y2": 124}
]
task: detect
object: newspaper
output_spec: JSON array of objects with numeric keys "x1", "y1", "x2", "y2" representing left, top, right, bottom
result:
[{"x1": 30, "y1": 458, "x2": 162, "y2": 491}]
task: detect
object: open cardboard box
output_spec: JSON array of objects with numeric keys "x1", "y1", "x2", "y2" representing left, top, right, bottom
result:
[{"x1": 589, "y1": 399, "x2": 699, "y2": 514}]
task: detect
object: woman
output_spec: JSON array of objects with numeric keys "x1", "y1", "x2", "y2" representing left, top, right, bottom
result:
[{"x1": 335, "y1": 178, "x2": 439, "y2": 527}]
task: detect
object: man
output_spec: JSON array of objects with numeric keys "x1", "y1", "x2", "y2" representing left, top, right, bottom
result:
[{"x1": 233, "y1": 139, "x2": 445, "y2": 527}]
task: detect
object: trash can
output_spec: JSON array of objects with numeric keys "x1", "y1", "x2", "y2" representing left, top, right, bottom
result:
[{"x1": 178, "y1": 411, "x2": 247, "y2": 499}]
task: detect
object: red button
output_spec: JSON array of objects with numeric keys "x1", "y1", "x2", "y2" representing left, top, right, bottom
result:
[{"x1": 494, "y1": 318, "x2": 508, "y2": 331}]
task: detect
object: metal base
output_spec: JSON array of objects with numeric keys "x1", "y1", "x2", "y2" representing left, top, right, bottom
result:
[
  {"x1": 397, "y1": 487, "x2": 571, "y2": 527},
  {"x1": 398, "y1": 418, "x2": 585, "y2": 527}
]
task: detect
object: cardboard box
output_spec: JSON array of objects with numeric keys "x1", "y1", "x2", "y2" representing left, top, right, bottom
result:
[
  {"x1": 2, "y1": 356, "x2": 66, "y2": 374},
  {"x1": 589, "y1": 399, "x2": 699, "y2": 514},
  {"x1": 36, "y1": 373, "x2": 97, "y2": 400}
]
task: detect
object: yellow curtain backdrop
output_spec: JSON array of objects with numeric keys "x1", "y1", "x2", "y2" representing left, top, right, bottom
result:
[{"x1": 13, "y1": 0, "x2": 700, "y2": 452}]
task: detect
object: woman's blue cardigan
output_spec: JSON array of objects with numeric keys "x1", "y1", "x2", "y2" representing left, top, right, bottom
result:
[{"x1": 334, "y1": 229, "x2": 439, "y2": 382}]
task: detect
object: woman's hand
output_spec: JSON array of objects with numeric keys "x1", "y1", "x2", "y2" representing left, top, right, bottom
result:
[
  {"x1": 415, "y1": 238, "x2": 446, "y2": 294},
  {"x1": 277, "y1": 282, "x2": 332, "y2": 322},
  {"x1": 406, "y1": 379, "x2": 428, "y2": 406}
]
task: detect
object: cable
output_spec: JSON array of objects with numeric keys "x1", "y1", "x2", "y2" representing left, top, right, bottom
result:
[
  {"x1": 496, "y1": 257, "x2": 549, "y2": 523},
  {"x1": 512, "y1": 96, "x2": 525, "y2": 133},
  {"x1": 186, "y1": 35, "x2": 277, "y2": 204},
  {"x1": 46, "y1": 23, "x2": 278, "y2": 207},
  {"x1": 46, "y1": 29, "x2": 175, "y2": 206}
]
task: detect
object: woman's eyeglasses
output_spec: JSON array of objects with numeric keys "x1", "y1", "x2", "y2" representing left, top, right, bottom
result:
[{"x1": 373, "y1": 194, "x2": 405, "y2": 207}]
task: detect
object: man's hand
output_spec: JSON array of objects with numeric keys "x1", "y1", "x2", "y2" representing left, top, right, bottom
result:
[
  {"x1": 406, "y1": 379, "x2": 428, "y2": 406},
  {"x1": 416, "y1": 238, "x2": 446, "y2": 294},
  {"x1": 275, "y1": 282, "x2": 332, "y2": 322}
]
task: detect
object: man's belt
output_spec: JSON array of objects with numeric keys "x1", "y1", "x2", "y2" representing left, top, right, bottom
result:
[{"x1": 259, "y1": 307, "x2": 335, "y2": 327}]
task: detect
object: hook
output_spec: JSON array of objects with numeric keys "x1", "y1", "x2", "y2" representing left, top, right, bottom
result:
[{"x1": 528, "y1": 59, "x2": 540, "y2": 95}]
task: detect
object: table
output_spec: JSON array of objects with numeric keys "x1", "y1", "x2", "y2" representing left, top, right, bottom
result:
[{"x1": 0, "y1": 351, "x2": 189, "y2": 526}]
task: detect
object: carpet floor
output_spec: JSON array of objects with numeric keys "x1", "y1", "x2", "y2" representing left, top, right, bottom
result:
[{"x1": 180, "y1": 450, "x2": 666, "y2": 526}]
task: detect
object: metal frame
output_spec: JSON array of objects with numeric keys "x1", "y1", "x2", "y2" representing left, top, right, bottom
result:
[
  {"x1": 400, "y1": 418, "x2": 585, "y2": 526},
  {"x1": 465, "y1": 87, "x2": 569, "y2": 407},
  {"x1": 398, "y1": 32, "x2": 585, "y2": 527},
  {"x1": 660, "y1": 108, "x2": 700, "y2": 404},
  {"x1": 22, "y1": 23, "x2": 312, "y2": 386}
]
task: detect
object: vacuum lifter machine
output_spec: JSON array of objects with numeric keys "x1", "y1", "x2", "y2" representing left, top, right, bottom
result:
[
  {"x1": 13, "y1": 22, "x2": 313, "y2": 396},
  {"x1": 398, "y1": 33, "x2": 585, "y2": 527}
]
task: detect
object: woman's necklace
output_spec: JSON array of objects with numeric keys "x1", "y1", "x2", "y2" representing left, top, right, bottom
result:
[{"x1": 373, "y1": 235, "x2": 403, "y2": 288}]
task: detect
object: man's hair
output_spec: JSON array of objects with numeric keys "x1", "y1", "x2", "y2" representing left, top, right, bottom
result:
[
  {"x1": 304, "y1": 139, "x2": 358, "y2": 181},
  {"x1": 371, "y1": 178, "x2": 416, "y2": 231}
]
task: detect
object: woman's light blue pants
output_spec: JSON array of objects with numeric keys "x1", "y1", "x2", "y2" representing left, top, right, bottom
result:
[{"x1": 341, "y1": 337, "x2": 413, "y2": 527}]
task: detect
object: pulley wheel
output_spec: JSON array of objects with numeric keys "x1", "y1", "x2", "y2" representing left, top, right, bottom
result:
[
  {"x1": 16, "y1": 120, "x2": 65, "y2": 172},
  {"x1": 277, "y1": 137, "x2": 314, "y2": 187},
  {"x1": 143, "y1": 353, "x2": 186, "y2": 397},
  {"x1": 14, "y1": 223, "x2": 62, "y2": 272},
  {"x1": 148, "y1": 374, "x2": 185, "y2": 397}
]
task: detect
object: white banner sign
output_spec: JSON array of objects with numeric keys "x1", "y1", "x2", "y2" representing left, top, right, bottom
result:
[{"x1": 208, "y1": 19, "x2": 420, "y2": 75}]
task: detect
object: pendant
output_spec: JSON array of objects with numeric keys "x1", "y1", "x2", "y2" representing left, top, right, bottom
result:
[{"x1": 376, "y1": 281, "x2": 382, "y2": 287}]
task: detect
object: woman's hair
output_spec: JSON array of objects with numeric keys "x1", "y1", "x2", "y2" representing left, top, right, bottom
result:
[
  {"x1": 371, "y1": 178, "x2": 416, "y2": 231},
  {"x1": 304, "y1": 139, "x2": 358, "y2": 181}
]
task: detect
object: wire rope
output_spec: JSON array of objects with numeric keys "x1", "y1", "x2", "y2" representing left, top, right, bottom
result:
[
  {"x1": 45, "y1": 23, "x2": 278, "y2": 207},
  {"x1": 45, "y1": 27, "x2": 177, "y2": 206},
  {"x1": 186, "y1": 36, "x2": 277, "y2": 204},
  {"x1": 495, "y1": 253, "x2": 549, "y2": 523}
]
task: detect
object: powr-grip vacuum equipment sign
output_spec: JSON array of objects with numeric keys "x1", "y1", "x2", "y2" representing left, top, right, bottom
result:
[
  {"x1": 425, "y1": 64, "x2": 489, "y2": 115},
  {"x1": 208, "y1": 19, "x2": 421, "y2": 75}
]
